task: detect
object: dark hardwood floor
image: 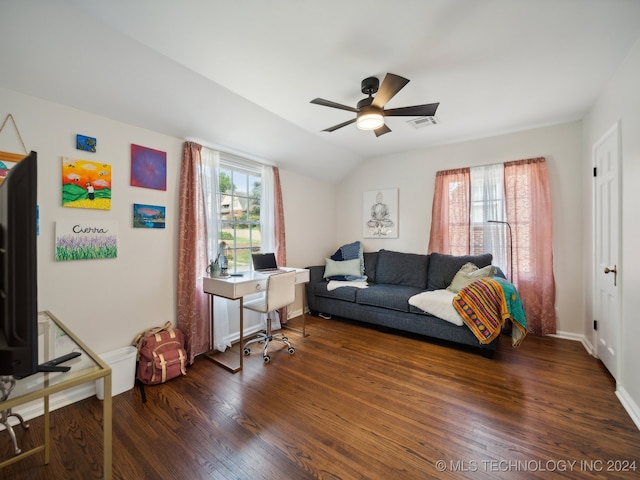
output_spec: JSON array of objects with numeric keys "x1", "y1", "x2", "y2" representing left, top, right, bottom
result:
[{"x1": 2, "y1": 314, "x2": 639, "y2": 479}]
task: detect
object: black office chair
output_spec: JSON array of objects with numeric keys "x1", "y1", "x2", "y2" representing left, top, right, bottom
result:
[{"x1": 242, "y1": 271, "x2": 296, "y2": 363}]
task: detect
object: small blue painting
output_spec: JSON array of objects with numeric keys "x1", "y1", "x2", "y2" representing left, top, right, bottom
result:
[
  {"x1": 76, "y1": 134, "x2": 97, "y2": 152},
  {"x1": 133, "y1": 203, "x2": 166, "y2": 229}
]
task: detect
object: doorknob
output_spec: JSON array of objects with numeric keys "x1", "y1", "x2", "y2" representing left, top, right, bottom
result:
[{"x1": 604, "y1": 265, "x2": 617, "y2": 286}]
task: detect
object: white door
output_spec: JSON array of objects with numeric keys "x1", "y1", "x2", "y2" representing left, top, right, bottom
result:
[{"x1": 593, "y1": 122, "x2": 621, "y2": 379}]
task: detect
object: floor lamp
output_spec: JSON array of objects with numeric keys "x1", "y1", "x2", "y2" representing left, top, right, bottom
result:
[{"x1": 488, "y1": 219, "x2": 513, "y2": 282}]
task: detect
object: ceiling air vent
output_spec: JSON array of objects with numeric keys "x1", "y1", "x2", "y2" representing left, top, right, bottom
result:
[{"x1": 408, "y1": 116, "x2": 440, "y2": 129}]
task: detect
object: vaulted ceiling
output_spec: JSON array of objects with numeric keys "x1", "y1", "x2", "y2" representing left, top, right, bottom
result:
[{"x1": 2, "y1": 0, "x2": 640, "y2": 183}]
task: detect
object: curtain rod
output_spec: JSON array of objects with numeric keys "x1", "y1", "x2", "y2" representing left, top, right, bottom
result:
[{"x1": 184, "y1": 137, "x2": 275, "y2": 167}]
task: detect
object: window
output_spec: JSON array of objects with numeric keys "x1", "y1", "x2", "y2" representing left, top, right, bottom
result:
[
  {"x1": 217, "y1": 161, "x2": 262, "y2": 273},
  {"x1": 428, "y1": 158, "x2": 555, "y2": 335},
  {"x1": 201, "y1": 148, "x2": 267, "y2": 274},
  {"x1": 469, "y1": 164, "x2": 508, "y2": 273}
]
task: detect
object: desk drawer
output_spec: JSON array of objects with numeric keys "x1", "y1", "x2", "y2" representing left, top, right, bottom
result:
[
  {"x1": 233, "y1": 278, "x2": 267, "y2": 297},
  {"x1": 202, "y1": 277, "x2": 264, "y2": 298}
]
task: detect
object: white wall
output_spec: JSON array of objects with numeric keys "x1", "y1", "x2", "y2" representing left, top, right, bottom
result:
[
  {"x1": 0, "y1": 87, "x2": 335, "y2": 357},
  {"x1": 0, "y1": 87, "x2": 182, "y2": 356},
  {"x1": 279, "y1": 168, "x2": 337, "y2": 268},
  {"x1": 277, "y1": 168, "x2": 336, "y2": 315},
  {"x1": 335, "y1": 122, "x2": 584, "y2": 335},
  {"x1": 583, "y1": 36, "x2": 640, "y2": 428}
]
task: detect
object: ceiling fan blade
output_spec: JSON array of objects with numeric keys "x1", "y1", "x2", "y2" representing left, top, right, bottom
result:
[
  {"x1": 311, "y1": 98, "x2": 358, "y2": 112},
  {"x1": 322, "y1": 118, "x2": 357, "y2": 132},
  {"x1": 374, "y1": 124, "x2": 392, "y2": 137},
  {"x1": 372, "y1": 73, "x2": 410, "y2": 108},
  {"x1": 383, "y1": 103, "x2": 439, "y2": 117}
]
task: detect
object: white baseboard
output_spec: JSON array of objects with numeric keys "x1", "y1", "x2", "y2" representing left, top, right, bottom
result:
[
  {"x1": 287, "y1": 307, "x2": 305, "y2": 319},
  {"x1": 616, "y1": 386, "x2": 640, "y2": 431},
  {"x1": 550, "y1": 331, "x2": 639, "y2": 432},
  {"x1": 548, "y1": 331, "x2": 596, "y2": 356},
  {"x1": 0, "y1": 382, "x2": 97, "y2": 431}
]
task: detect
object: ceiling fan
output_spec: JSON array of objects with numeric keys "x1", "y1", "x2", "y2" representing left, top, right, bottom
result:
[{"x1": 310, "y1": 73, "x2": 439, "y2": 137}]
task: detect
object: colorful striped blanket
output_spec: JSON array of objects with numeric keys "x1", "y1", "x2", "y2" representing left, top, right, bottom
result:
[{"x1": 453, "y1": 277, "x2": 527, "y2": 347}]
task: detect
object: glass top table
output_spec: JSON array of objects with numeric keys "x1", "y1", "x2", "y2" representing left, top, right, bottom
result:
[{"x1": 0, "y1": 311, "x2": 113, "y2": 478}]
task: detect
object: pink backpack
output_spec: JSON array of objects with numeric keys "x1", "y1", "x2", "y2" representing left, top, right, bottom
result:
[{"x1": 133, "y1": 322, "x2": 187, "y2": 385}]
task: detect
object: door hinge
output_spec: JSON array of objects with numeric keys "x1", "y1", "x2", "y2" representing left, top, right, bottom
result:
[
  {"x1": 593, "y1": 167, "x2": 597, "y2": 177},
  {"x1": 593, "y1": 320, "x2": 598, "y2": 331}
]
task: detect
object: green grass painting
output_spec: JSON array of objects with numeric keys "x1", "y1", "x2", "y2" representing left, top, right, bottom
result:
[{"x1": 55, "y1": 221, "x2": 118, "y2": 261}]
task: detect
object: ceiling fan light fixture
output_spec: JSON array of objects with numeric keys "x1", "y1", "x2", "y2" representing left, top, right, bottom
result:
[{"x1": 357, "y1": 109, "x2": 384, "y2": 130}]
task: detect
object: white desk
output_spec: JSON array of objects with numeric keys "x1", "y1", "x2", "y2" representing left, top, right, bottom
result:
[{"x1": 202, "y1": 267, "x2": 309, "y2": 372}]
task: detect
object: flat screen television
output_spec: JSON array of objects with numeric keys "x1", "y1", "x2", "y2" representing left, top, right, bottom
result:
[{"x1": 0, "y1": 151, "x2": 38, "y2": 378}]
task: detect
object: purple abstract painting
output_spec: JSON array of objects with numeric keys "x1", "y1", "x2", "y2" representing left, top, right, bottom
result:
[{"x1": 130, "y1": 144, "x2": 167, "y2": 191}]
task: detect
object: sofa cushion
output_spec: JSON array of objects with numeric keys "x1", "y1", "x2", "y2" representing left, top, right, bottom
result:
[
  {"x1": 314, "y1": 281, "x2": 358, "y2": 302},
  {"x1": 363, "y1": 251, "x2": 378, "y2": 283},
  {"x1": 427, "y1": 252, "x2": 493, "y2": 290},
  {"x1": 355, "y1": 284, "x2": 424, "y2": 312},
  {"x1": 374, "y1": 249, "x2": 429, "y2": 289}
]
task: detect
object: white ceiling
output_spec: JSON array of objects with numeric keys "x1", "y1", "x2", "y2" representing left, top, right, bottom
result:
[{"x1": 1, "y1": 0, "x2": 640, "y2": 183}]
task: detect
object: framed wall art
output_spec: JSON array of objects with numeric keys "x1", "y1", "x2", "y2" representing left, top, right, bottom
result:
[
  {"x1": 130, "y1": 144, "x2": 167, "y2": 191},
  {"x1": 363, "y1": 188, "x2": 398, "y2": 238},
  {"x1": 62, "y1": 157, "x2": 112, "y2": 210},
  {"x1": 76, "y1": 134, "x2": 97, "y2": 152},
  {"x1": 0, "y1": 158, "x2": 19, "y2": 185},
  {"x1": 133, "y1": 203, "x2": 166, "y2": 229},
  {"x1": 55, "y1": 220, "x2": 118, "y2": 261}
]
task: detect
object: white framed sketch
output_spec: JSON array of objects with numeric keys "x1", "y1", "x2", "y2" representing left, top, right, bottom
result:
[{"x1": 363, "y1": 188, "x2": 398, "y2": 238}]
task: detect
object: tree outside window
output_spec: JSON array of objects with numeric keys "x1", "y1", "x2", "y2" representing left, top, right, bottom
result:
[{"x1": 217, "y1": 166, "x2": 262, "y2": 273}]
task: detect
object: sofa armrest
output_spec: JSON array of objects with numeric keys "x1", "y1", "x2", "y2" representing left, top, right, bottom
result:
[
  {"x1": 305, "y1": 265, "x2": 325, "y2": 313},
  {"x1": 306, "y1": 265, "x2": 325, "y2": 284}
]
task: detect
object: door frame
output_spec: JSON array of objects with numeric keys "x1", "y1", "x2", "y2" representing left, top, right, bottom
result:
[{"x1": 591, "y1": 120, "x2": 622, "y2": 380}]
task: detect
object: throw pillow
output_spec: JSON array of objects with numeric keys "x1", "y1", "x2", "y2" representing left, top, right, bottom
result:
[
  {"x1": 328, "y1": 241, "x2": 365, "y2": 280},
  {"x1": 323, "y1": 258, "x2": 362, "y2": 279},
  {"x1": 447, "y1": 263, "x2": 497, "y2": 293},
  {"x1": 426, "y1": 252, "x2": 493, "y2": 290}
]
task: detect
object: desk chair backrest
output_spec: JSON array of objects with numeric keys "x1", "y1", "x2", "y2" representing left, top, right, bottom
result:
[{"x1": 252, "y1": 271, "x2": 296, "y2": 313}]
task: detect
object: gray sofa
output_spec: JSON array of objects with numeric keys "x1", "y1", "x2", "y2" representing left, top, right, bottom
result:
[{"x1": 306, "y1": 249, "x2": 500, "y2": 358}]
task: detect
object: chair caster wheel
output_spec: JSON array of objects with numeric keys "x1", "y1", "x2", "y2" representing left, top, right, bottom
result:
[
  {"x1": 263, "y1": 355, "x2": 271, "y2": 363},
  {"x1": 281, "y1": 336, "x2": 288, "y2": 342},
  {"x1": 243, "y1": 347, "x2": 251, "y2": 356},
  {"x1": 288, "y1": 347, "x2": 295, "y2": 355}
]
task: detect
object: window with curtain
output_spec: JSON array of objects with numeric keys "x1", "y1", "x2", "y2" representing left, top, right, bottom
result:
[
  {"x1": 201, "y1": 149, "x2": 275, "y2": 273},
  {"x1": 217, "y1": 159, "x2": 263, "y2": 273},
  {"x1": 199, "y1": 147, "x2": 279, "y2": 352},
  {"x1": 427, "y1": 168, "x2": 470, "y2": 256},
  {"x1": 178, "y1": 143, "x2": 284, "y2": 360},
  {"x1": 470, "y1": 164, "x2": 508, "y2": 275},
  {"x1": 428, "y1": 157, "x2": 555, "y2": 335}
]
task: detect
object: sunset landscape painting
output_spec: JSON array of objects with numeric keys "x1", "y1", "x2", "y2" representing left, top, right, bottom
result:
[
  {"x1": 133, "y1": 203, "x2": 166, "y2": 229},
  {"x1": 62, "y1": 157, "x2": 112, "y2": 210}
]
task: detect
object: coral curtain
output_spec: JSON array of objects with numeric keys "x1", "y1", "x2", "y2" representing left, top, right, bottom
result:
[
  {"x1": 176, "y1": 141, "x2": 210, "y2": 363},
  {"x1": 428, "y1": 168, "x2": 470, "y2": 255},
  {"x1": 504, "y1": 158, "x2": 556, "y2": 335},
  {"x1": 272, "y1": 167, "x2": 288, "y2": 324}
]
